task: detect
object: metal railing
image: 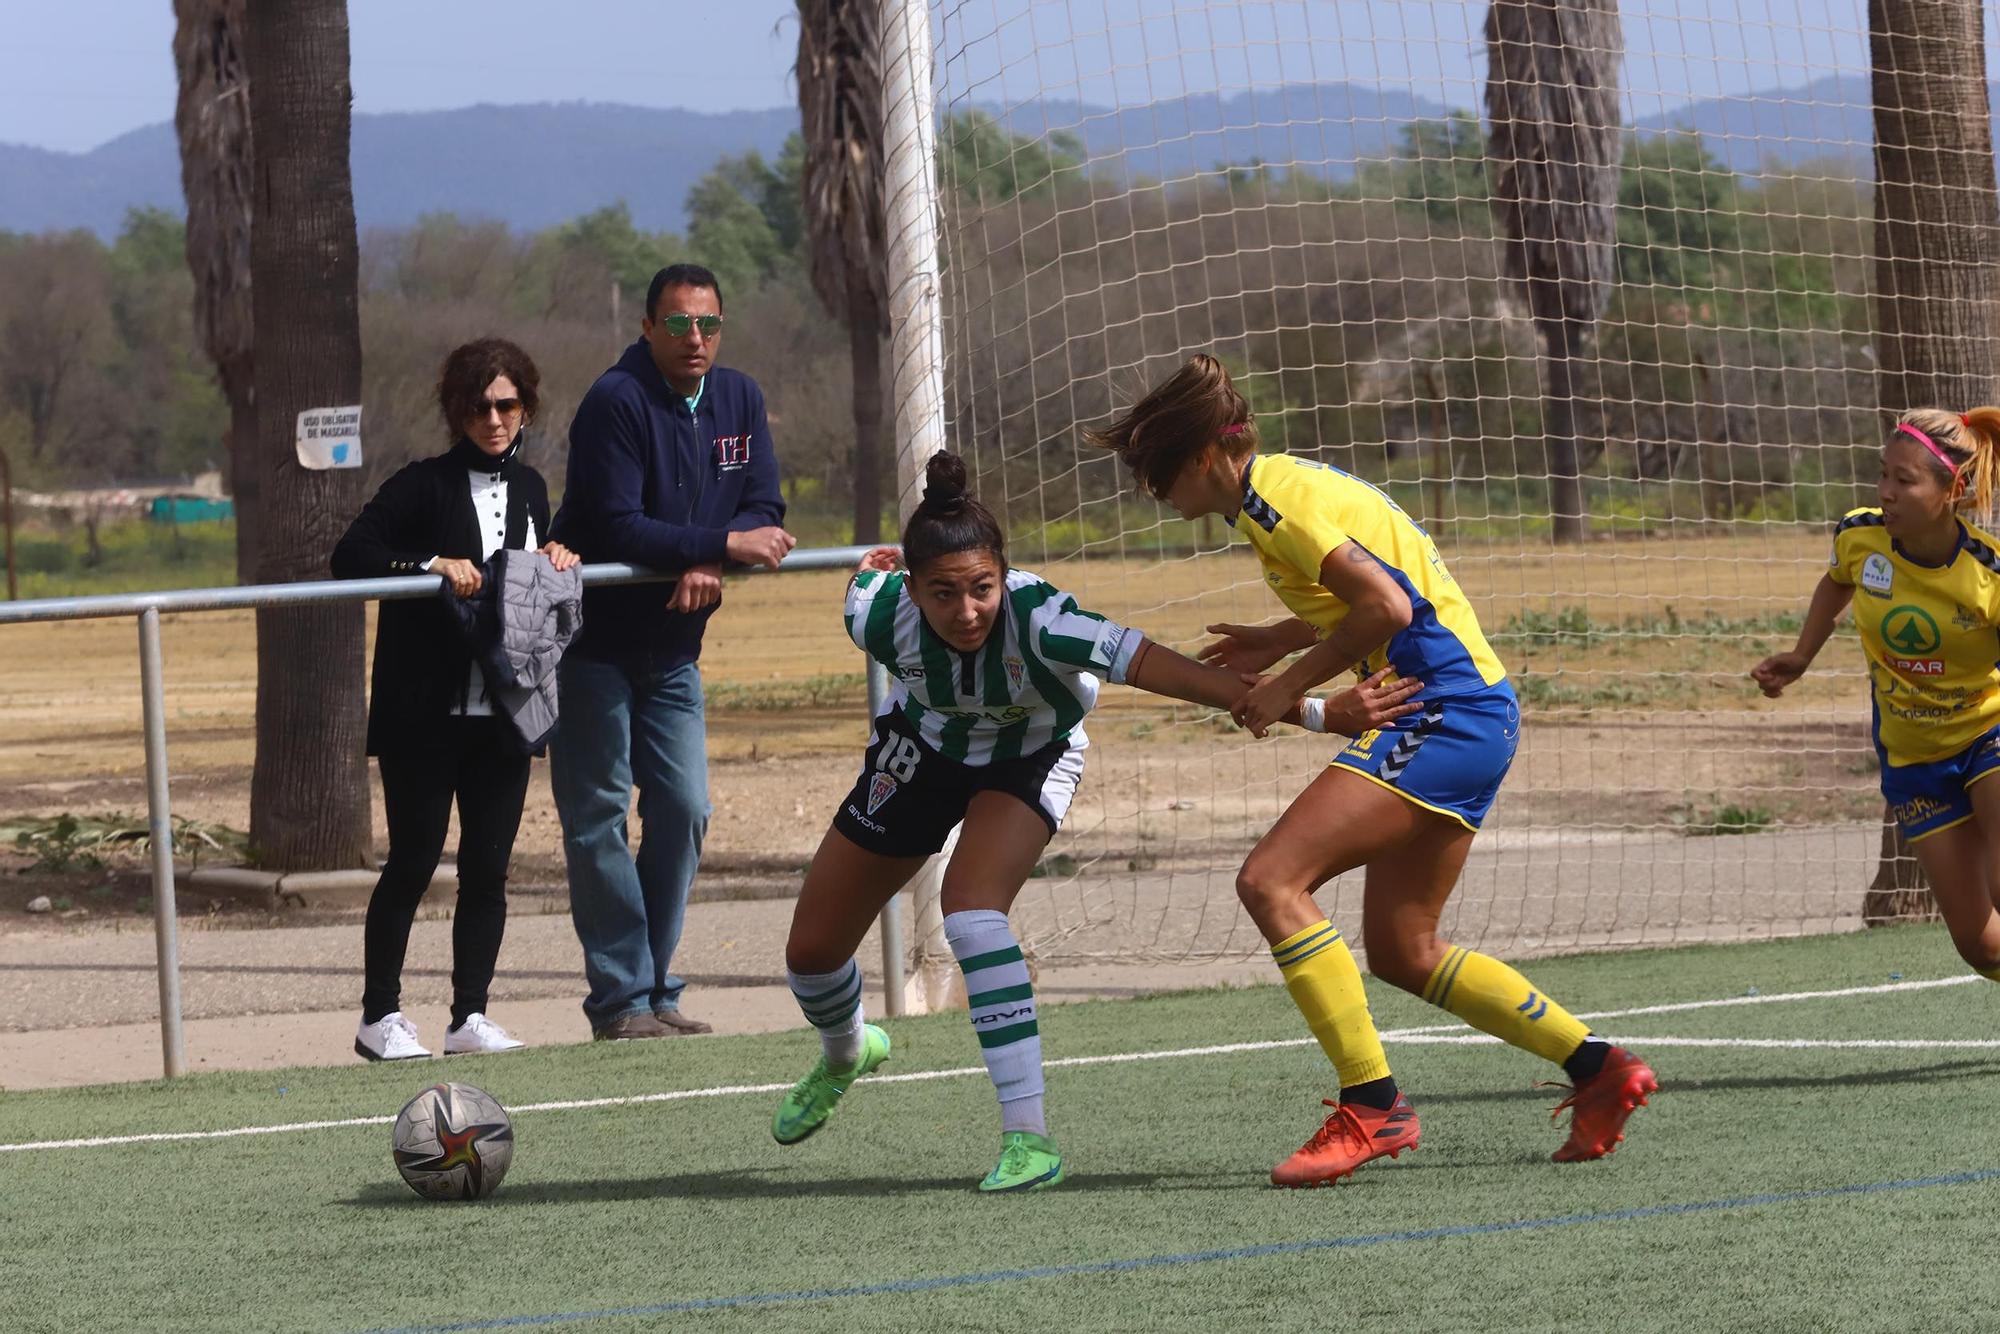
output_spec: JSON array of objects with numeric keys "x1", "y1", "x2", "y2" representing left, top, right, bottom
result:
[{"x1": 0, "y1": 546, "x2": 902, "y2": 1078}]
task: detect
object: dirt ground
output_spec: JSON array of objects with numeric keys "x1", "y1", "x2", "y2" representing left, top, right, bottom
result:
[
  {"x1": 0, "y1": 533, "x2": 1894, "y2": 1085},
  {"x1": 0, "y1": 532, "x2": 1876, "y2": 923}
]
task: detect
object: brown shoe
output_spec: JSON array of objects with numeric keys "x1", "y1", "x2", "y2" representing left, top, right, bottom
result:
[
  {"x1": 653, "y1": 1009, "x2": 713, "y2": 1036},
  {"x1": 593, "y1": 1012, "x2": 671, "y2": 1041}
]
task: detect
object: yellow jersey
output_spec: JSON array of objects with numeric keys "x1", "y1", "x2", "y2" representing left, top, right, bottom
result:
[
  {"x1": 1230, "y1": 454, "x2": 1507, "y2": 696},
  {"x1": 1828, "y1": 507, "x2": 2000, "y2": 764}
]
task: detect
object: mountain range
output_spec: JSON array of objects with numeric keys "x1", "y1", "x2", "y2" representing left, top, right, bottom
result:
[{"x1": 0, "y1": 74, "x2": 1971, "y2": 240}]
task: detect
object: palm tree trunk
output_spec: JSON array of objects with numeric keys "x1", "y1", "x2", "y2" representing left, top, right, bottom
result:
[
  {"x1": 245, "y1": 0, "x2": 370, "y2": 870},
  {"x1": 1482, "y1": 0, "x2": 1622, "y2": 545},
  {"x1": 172, "y1": 0, "x2": 258, "y2": 583},
  {"x1": 1864, "y1": 0, "x2": 2000, "y2": 922},
  {"x1": 849, "y1": 281, "x2": 885, "y2": 543},
  {"x1": 1542, "y1": 320, "x2": 1587, "y2": 541},
  {"x1": 222, "y1": 363, "x2": 258, "y2": 583}
]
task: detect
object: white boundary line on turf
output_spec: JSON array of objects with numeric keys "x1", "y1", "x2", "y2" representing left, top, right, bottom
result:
[
  {"x1": 1380, "y1": 972, "x2": 1987, "y2": 1037},
  {"x1": 1392, "y1": 1034, "x2": 2000, "y2": 1050},
  {"x1": 1, "y1": 973, "x2": 1988, "y2": 1155}
]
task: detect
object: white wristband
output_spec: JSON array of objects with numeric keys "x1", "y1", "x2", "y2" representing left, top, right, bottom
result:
[{"x1": 1299, "y1": 696, "x2": 1328, "y2": 733}]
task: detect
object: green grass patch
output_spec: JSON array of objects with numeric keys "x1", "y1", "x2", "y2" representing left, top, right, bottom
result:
[
  {"x1": 1682, "y1": 803, "x2": 1779, "y2": 836},
  {"x1": 703, "y1": 672, "x2": 866, "y2": 713},
  {"x1": 0, "y1": 929, "x2": 1994, "y2": 1332},
  {"x1": 1511, "y1": 670, "x2": 1703, "y2": 711},
  {"x1": 3, "y1": 518, "x2": 237, "y2": 598},
  {"x1": 1492, "y1": 603, "x2": 1830, "y2": 649}
]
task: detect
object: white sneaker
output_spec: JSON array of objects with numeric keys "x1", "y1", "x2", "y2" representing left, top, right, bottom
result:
[
  {"x1": 354, "y1": 1011, "x2": 431, "y2": 1061},
  {"x1": 443, "y1": 1012, "x2": 525, "y2": 1055}
]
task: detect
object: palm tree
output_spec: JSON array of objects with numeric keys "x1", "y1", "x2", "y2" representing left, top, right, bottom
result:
[
  {"x1": 172, "y1": 0, "x2": 258, "y2": 583},
  {"x1": 796, "y1": 0, "x2": 890, "y2": 542},
  {"x1": 243, "y1": 0, "x2": 371, "y2": 870},
  {"x1": 1862, "y1": 0, "x2": 2000, "y2": 922},
  {"x1": 1484, "y1": 0, "x2": 1623, "y2": 544}
]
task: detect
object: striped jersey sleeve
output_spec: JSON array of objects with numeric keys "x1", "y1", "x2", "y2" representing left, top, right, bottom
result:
[
  {"x1": 844, "y1": 568, "x2": 906, "y2": 667},
  {"x1": 1012, "y1": 577, "x2": 1145, "y2": 684}
]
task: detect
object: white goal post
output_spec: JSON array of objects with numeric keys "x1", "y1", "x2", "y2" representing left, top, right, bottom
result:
[{"x1": 886, "y1": 0, "x2": 1969, "y2": 976}]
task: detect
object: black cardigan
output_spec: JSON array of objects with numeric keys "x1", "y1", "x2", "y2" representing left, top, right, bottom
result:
[{"x1": 331, "y1": 449, "x2": 552, "y2": 755}]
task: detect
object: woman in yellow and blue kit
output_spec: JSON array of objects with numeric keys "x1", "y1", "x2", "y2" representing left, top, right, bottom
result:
[
  {"x1": 1091, "y1": 355, "x2": 1658, "y2": 1188},
  {"x1": 1755, "y1": 406, "x2": 2000, "y2": 983}
]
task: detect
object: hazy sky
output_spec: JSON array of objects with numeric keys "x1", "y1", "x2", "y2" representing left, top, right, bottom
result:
[{"x1": 0, "y1": 0, "x2": 1979, "y2": 155}]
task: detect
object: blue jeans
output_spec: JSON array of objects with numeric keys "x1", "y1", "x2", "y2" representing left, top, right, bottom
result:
[{"x1": 551, "y1": 653, "x2": 710, "y2": 1028}]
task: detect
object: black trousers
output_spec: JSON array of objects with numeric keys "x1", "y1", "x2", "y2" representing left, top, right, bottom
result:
[{"x1": 361, "y1": 717, "x2": 532, "y2": 1026}]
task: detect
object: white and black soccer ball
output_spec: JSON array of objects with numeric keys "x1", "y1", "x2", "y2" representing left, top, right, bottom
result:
[{"x1": 391, "y1": 1081, "x2": 514, "y2": 1201}]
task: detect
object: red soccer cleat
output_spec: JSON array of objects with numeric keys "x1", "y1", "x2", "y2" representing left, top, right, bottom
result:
[
  {"x1": 1270, "y1": 1093, "x2": 1421, "y2": 1188},
  {"x1": 1550, "y1": 1047, "x2": 1659, "y2": 1162}
]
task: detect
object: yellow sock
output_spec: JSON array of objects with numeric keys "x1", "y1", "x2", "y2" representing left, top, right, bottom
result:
[
  {"x1": 1423, "y1": 945, "x2": 1591, "y2": 1067},
  {"x1": 1273, "y1": 921, "x2": 1391, "y2": 1088}
]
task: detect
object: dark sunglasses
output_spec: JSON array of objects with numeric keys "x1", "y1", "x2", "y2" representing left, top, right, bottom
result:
[
  {"x1": 657, "y1": 313, "x2": 724, "y2": 339},
  {"x1": 474, "y1": 397, "x2": 523, "y2": 418}
]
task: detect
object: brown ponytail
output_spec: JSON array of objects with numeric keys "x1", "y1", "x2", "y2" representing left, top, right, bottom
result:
[
  {"x1": 1085, "y1": 354, "x2": 1258, "y2": 498},
  {"x1": 1900, "y1": 407, "x2": 2000, "y2": 515}
]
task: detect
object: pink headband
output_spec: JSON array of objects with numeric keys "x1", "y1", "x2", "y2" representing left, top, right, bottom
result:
[
  {"x1": 1899, "y1": 422, "x2": 1962, "y2": 475},
  {"x1": 1220, "y1": 422, "x2": 1246, "y2": 437}
]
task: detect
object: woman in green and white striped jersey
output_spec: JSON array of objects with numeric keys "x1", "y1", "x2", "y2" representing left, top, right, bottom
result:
[{"x1": 769, "y1": 450, "x2": 1424, "y2": 1192}]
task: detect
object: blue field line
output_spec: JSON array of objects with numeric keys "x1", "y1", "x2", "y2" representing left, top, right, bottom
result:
[{"x1": 356, "y1": 1167, "x2": 2000, "y2": 1334}]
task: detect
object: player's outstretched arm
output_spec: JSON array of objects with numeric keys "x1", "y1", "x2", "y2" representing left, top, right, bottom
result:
[
  {"x1": 1751, "y1": 573, "x2": 1852, "y2": 698},
  {"x1": 1197, "y1": 617, "x2": 1316, "y2": 674},
  {"x1": 1122, "y1": 644, "x2": 1423, "y2": 738},
  {"x1": 1233, "y1": 541, "x2": 1413, "y2": 733},
  {"x1": 1123, "y1": 640, "x2": 1275, "y2": 714}
]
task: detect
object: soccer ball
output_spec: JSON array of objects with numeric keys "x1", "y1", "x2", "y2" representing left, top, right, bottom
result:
[{"x1": 391, "y1": 1081, "x2": 514, "y2": 1200}]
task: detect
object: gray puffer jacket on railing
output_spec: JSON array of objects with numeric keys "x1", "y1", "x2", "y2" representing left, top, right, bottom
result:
[{"x1": 441, "y1": 548, "x2": 583, "y2": 753}]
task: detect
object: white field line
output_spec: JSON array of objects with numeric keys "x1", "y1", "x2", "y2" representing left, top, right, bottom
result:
[
  {"x1": 0, "y1": 974, "x2": 1986, "y2": 1155},
  {"x1": 1391, "y1": 1034, "x2": 2000, "y2": 1050},
  {"x1": 1379, "y1": 971, "x2": 1987, "y2": 1037}
]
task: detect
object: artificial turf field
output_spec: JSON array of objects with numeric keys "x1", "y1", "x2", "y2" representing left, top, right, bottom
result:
[{"x1": 4, "y1": 925, "x2": 1997, "y2": 1333}]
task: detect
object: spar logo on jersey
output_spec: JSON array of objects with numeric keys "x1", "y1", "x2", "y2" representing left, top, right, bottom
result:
[
  {"x1": 1861, "y1": 553, "x2": 1894, "y2": 597},
  {"x1": 1881, "y1": 605, "x2": 1944, "y2": 677},
  {"x1": 1004, "y1": 656, "x2": 1026, "y2": 694},
  {"x1": 866, "y1": 772, "x2": 898, "y2": 816}
]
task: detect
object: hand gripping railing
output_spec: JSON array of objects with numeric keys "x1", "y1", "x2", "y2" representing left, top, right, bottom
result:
[{"x1": 0, "y1": 545, "x2": 904, "y2": 1078}]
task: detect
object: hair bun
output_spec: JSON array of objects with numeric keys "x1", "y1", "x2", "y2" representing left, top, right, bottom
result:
[{"x1": 921, "y1": 451, "x2": 970, "y2": 516}]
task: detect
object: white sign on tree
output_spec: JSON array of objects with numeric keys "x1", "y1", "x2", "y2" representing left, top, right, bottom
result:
[{"x1": 295, "y1": 405, "x2": 363, "y2": 469}]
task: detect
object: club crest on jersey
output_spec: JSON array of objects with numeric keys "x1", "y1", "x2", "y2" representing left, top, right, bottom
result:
[
  {"x1": 866, "y1": 772, "x2": 897, "y2": 816},
  {"x1": 1004, "y1": 655, "x2": 1026, "y2": 694},
  {"x1": 1860, "y1": 553, "x2": 1894, "y2": 597},
  {"x1": 1954, "y1": 603, "x2": 1983, "y2": 632}
]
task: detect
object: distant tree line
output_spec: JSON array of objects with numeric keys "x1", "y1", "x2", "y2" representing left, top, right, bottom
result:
[{"x1": 0, "y1": 114, "x2": 1883, "y2": 542}]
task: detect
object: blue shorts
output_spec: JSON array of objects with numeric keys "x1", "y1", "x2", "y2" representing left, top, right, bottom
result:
[
  {"x1": 1328, "y1": 682, "x2": 1519, "y2": 830},
  {"x1": 1877, "y1": 721, "x2": 2000, "y2": 841}
]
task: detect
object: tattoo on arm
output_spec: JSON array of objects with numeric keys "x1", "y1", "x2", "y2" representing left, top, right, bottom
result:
[{"x1": 1343, "y1": 545, "x2": 1375, "y2": 565}]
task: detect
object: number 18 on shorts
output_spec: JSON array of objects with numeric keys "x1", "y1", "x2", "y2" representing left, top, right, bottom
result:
[{"x1": 832, "y1": 710, "x2": 1086, "y2": 858}]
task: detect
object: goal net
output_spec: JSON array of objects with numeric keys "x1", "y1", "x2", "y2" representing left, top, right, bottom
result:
[{"x1": 916, "y1": 0, "x2": 1986, "y2": 963}]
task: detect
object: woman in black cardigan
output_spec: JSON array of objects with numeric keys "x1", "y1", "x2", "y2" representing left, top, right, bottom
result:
[{"x1": 331, "y1": 337, "x2": 579, "y2": 1060}]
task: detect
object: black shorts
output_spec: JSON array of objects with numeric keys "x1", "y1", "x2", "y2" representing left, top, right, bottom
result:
[{"x1": 831, "y1": 709, "x2": 1088, "y2": 858}]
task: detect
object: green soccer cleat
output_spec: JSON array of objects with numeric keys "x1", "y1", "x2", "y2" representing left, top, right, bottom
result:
[
  {"x1": 771, "y1": 1024, "x2": 891, "y2": 1145},
  {"x1": 979, "y1": 1131, "x2": 1066, "y2": 1193}
]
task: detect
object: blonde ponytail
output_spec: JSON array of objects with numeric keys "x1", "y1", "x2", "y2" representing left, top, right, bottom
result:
[{"x1": 1958, "y1": 406, "x2": 2000, "y2": 516}]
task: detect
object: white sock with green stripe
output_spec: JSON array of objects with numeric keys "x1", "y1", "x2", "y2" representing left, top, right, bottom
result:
[
  {"x1": 787, "y1": 960, "x2": 866, "y2": 1070},
  {"x1": 945, "y1": 909, "x2": 1046, "y2": 1135}
]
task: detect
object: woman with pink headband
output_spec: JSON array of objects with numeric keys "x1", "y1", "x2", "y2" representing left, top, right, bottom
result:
[{"x1": 1755, "y1": 407, "x2": 2000, "y2": 985}]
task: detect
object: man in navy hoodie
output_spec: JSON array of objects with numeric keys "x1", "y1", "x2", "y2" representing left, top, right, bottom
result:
[{"x1": 550, "y1": 263, "x2": 795, "y2": 1040}]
